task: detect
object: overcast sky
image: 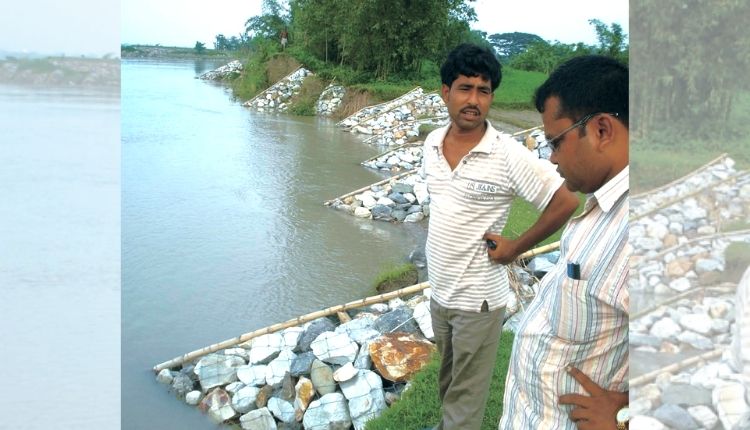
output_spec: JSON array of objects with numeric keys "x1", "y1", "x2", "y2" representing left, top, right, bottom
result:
[{"x1": 0, "y1": 0, "x2": 627, "y2": 55}]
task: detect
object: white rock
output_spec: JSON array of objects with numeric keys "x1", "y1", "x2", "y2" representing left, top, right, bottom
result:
[
  {"x1": 413, "y1": 301, "x2": 434, "y2": 339},
  {"x1": 333, "y1": 362, "x2": 358, "y2": 382},
  {"x1": 232, "y1": 386, "x2": 260, "y2": 414},
  {"x1": 302, "y1": 393, "x2": 352, "y2": 430},
  {"x1": 267, "y1": 397, "x2": 295, "y2": 423},
  {"x1": 186, "y1": 390, "x2": 203, "y2": 405},
  {"x1": 265, "y1": 349, "x2": 296, "y2": 386},
  {"x1": 240, "y1": 407, "x2": 277, "y2": 430},
  {"x1": 248, "y1": 333, "x2": 284, "y2": 364},
  {"x1": 310, "y1": 331, "x2": 359, "y2": 365},
  {"x1": 237, "y1": 364, "x2": 267, "y2": 386}
]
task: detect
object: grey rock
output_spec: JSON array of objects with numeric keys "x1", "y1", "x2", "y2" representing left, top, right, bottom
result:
[
  {"x1": 653, "y1": 403, "x2": 699, "y2": 429},
  {"x1": 290, "y1": 351, "x2": 316, "y2": 377},
  {"x1": 661, "y1": 383, "x2": 712, "y2": 406},
  {"x1": 373, "y1": 307, "x2": 419, "y2": 334},
  {"x1": 298, "y1": 318, "x2": 337, "y2": 352},
  {"x1": 310, "y1": 359, "x2": 337, "y2": 396}
]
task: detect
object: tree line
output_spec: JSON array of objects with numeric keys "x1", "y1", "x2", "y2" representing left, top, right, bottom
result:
[
  {"x1": 207, "y1": 0, "x2": 627, "y2": 82},
  {"x1": 631, "y1": 0, "x2": 750, "y2": 138}
]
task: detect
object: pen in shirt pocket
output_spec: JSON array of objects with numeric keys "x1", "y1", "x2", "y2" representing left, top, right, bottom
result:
[{"x1": 567, "y1": 262, "x2": 581, "y2": 280}]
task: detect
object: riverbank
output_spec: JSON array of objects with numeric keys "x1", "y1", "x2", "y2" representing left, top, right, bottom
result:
[
  {"x1": 121, "y1": 44, "x2": 231, "y2": 60},
  {"x1": 0, "y1": 57, "x2": 119, "y2": 88}
]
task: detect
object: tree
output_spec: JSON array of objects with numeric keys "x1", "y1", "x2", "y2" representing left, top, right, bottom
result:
[
  {"x1": 631, "y1": 0, "x2": 750, "y2": 138},
  {"x1": 245, "y1": 0, "x2": 289, "y2": 40},
  {"x1": 194, "y1": 41, "x2": 206, "y2": 54},
  {"x1": 289, "y1": 0, "x2": 477, "y2": 80},
  {"x1": 589, "y1": 19, "x2": 628, "y2": 63},
  {"x1": 488, "y1": 32, "x2": 545, "y2": 60}
]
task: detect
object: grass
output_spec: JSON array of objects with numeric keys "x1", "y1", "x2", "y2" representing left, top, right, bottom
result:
[
  {"x1": 492, "y1": 67, "x2": 547, "y2": 110},
  {"x1": 366, "y1": 332, "x2": 515, "y2": 430},
  {"x1": 373, "y1": 263, "x2": 419, "y2": 294},
  {"x1": 631, "y1": 91, "x2": 750, "y2": 193},
  {"x1": 503, "y1": 193, "x2": 586, "y2": 245}
]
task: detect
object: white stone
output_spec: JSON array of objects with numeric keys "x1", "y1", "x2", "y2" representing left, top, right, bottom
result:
[
  {"x1": 281, "y1": 326, "x2": 304, "y2": 350},
  {"x1": 232, "y1": 386, "x2": 260, "y2": 414},
  {"x1": 302, "y1": 393, "x2": 352, "y2": 430},
  {"x1": 265, "y1": 349, "x2": 296, "y2": 386},
  {"x1": 354, "y1": 207, "x2": 371, "y2": 218},
  {"x1": 185, "y1": 390, "x2": 203, "y2": 405},
  {"x1": 310, "y1": 331, "x2": 359, "y2": 365},
  {"x1": 240, "y1": 407, "x2": 277, "y2": 430},
  {"x1": 267, "y1": 397, "x2": 296, "y2": 423},
  {"x1": 687, "y1": 404, "x2": 718, "y2": 430},
  {"x1": 248, "y1": 333, "x2": 284, "y2": 364},
  {"x1": 413, "y1": 301, "x2": 434, "y2": 339},
  {"x1": 669, "y1": 277, "x2": 692, "y2": 292},
  {"x1": 630, "y1": 415, "x2": 667, "y2": 430},
  {"x1": 237, "y1": 364, "x2": 267, "y2": 386},
  {"x1": 679, "y1": 313, "x2": 714, "y2": 335},
  {"x1": 333, "y1": 362, "x2": 358, "y2": 382},
  {"x1": 650, "y1": 317, "x2": 682, "y2": 339},
  {"x1": 156, "y1": 369, "x2": 173, "y2": 385}
]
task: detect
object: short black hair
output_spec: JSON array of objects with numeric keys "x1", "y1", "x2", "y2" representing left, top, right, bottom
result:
[
  {"x1": 534, "y1": 55, "x2": 628, "y2": 127},
  {"x1": 440, "y1": 43, "x2": 502, "y2": 91}
]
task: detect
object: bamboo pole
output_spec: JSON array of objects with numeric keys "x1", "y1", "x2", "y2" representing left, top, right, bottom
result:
[
  {"x1": 631, "y1": 153, "x2": 728, "y2": 199},
  {"x1": 631, "y1": 229, "x2": 750, "y2": 270},
  {"x1": 631, "y1": 283, "x2": 737, "y2": 320},
  {"x1": 361, "y1": 142, "x2": 423, "y2": 164},
  {"x1": 154, "y1": 282, "x2": 431, "y2": 372},
  {"x1": 631, "y1": 171, "x2": 747, "y2": 221},
  {"x1": 517, "y1": 241, "x2": 560, "y2": 260},
  {"x1": 630, "y1": 348, "x2": 725, "y2": 388},
  {"x1": 323, "y1": 168, "x2": 418, "y2": 206}
]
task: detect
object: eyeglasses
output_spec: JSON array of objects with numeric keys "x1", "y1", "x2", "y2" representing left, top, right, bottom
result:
[{"x1": 547, "y1": 112, "x2": 619, "y2": 151}]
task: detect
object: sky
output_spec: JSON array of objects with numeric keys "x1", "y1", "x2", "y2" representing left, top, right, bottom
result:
[
  {"x1": 0, "y1": 0, "x2": 120, "y2": 56},
  {"x1": 119, "y1": 0, "x2": 628, "y2": 48},
  {"x1": 0, "y1": 0, "x2": 627, "y2": 55}
]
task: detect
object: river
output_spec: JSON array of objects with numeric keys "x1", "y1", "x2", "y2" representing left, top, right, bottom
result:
[
  {"x1": 0, "y1": 84, "x2": 120, "y2": 428},
  {"x1": 121, "y1": 59, "x2": 427, "y2": 429}
]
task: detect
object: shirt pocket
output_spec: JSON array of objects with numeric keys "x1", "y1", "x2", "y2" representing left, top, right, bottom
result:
[{"x1": 549, "y1": 275, "x2": 592, "y2": 343}]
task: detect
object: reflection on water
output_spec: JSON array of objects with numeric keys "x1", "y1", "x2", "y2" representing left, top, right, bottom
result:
[{"x1": 122, "y1": 59, "x2": 426, "y2": 430}]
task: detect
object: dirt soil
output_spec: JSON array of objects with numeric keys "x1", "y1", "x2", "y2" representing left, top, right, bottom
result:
[{"x1": 487, "y1": 108, "x2": 542, "y2": 134}]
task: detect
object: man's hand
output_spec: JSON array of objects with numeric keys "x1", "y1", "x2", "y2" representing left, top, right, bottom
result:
[
  {"x1": 558, "y1": 365, "x2": 628, "y2": 430},
  {"x1": 483, "y1": 232, "x2": 520, "y2": 264}
]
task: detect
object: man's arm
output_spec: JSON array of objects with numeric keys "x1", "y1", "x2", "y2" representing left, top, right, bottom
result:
[
  {"x1": 484, "y1": 184, "x2": 578, "y2": 264},
  {"x1": 559, "y1": 366, "x2": 629, "y2": 430}
]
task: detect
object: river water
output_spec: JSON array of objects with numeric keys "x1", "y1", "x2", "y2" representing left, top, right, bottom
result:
[
  {"x1": 0, "y1": 85, "x2": 120, "y2": 428},
  {"x1": 121, "y1": 59, "x2": 427, "y2": 429}
]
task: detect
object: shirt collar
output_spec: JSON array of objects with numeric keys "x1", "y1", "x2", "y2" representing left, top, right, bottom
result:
[
  {"x1": 593, "y1": 165, "x2": 629, "y2": 212},
  {"x1": 427, "y1": 120, "x2": 497, "y2": 154}
]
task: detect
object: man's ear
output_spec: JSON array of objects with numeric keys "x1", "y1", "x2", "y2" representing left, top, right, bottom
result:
[
  {"x1": 592, "y1": 114, "x2": 616, "y2": 152},
  {"x1": 441, "y1": 84, "x2": 450, "y2": 103}
]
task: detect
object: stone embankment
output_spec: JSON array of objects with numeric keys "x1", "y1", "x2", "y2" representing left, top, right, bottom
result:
[
  {"x1": 0, "y1": 57, "x2": 120, "y2": 87},
  {"x1": 199, "y1": 60, "x2": 243, "y2": 80},
  {"x1": 156, "y1": 260, "x2": 556, "y2": 430},
  {"x1": 338, "y1": 87, "x2": 448, "y2": 147},
  {"x1": 243, "y1": 67, "x2": 314, "y2": 113},
  {"x1": 156, "y1": 290, "x2": 438, "y2": 430},
  {"x1": 327, "y1": 173, "x2": 429, "y2": 223},
  {"x1": 630, "y1": 155, "x2": 750, "y2": 430},
  {"x1": 316, "y1": 84, "x2": 345, "y2": 116}
]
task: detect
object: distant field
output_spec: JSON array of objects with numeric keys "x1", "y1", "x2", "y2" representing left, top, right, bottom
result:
[{"x1": 631, "y1": 91, "x2": 750, "y2": 193}]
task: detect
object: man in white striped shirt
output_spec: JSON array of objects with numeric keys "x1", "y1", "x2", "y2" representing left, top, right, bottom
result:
[
  {"x1": 423, "y1": 43, "x2": 579, "y2": 430},
  {"x1": 499, "y1": 55, "x2": 629, "y2": 429}
]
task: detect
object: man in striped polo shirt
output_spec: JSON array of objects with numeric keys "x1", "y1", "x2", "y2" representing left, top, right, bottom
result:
[
  {"x1": 499, "y1": 56, "x2": 629, "y2": 429},
  {"x1": 422, "y1": 43, "x2": 579, "y2": 430}
]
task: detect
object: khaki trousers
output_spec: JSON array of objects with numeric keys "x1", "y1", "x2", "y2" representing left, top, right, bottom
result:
[{"x1": 431, "y1": 298, "x2": 505, "y2": 430}]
